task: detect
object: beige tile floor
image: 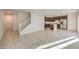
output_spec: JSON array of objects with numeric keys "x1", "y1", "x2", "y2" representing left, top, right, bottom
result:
[
  {"x1": 0, "y1": 29, "x2": 79, "y2": 49},
  {"x1": 0, "y1": 29, "x2": 19, "y2": 49},
  {"x1": 63, "y1": 41, "x2": 79, "y2": 49},
  {"x1": 21, "y1": 30, "x2": 79, "y2": 49}
]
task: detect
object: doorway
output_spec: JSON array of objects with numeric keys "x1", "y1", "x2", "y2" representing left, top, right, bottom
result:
[
  {"x1": 4, "y1": 11, "x2": 13, "y2": 31},
  {"x1": 44, "y1": 16, "x2": 67, "y2": 30}
]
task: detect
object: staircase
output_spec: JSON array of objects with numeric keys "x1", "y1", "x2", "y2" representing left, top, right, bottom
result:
[{"x1": 19, "y1": 16, "x2": 31, "y2": 32}]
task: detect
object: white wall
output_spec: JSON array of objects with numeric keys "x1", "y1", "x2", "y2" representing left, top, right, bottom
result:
[
  {"x1": 77, "y1": 12, "x2": 79, "y2": 33},
  {"x1": 67, "y1": 13, "x2": 77, "y2": 31},
  {"x1": 20, "y1": 13, "x2": 44, "y2": 35},
  {"x1": 0, "y1": 11, "x2": 4, "y2": 40},
  {"x1": 13, "y1": 12, "x2": 19, "y2": 32},
  {"x1": 77, "y1": 15, "x2": 79, "y2": 33}
]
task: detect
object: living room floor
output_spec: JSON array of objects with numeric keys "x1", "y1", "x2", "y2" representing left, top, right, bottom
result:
[
  {"x1": 63, "y1": 41, "x2": 79, "y2": 49},
  {"x1": 21, "y1": 29, "x2": 79, "y2": 49},
  {"x1": 0, "y1": 29, "x2": 79, "y2": 49}
]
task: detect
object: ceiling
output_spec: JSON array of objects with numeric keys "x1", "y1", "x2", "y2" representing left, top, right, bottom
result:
[
  {"x1": 18, "y1": 9, "x2": 78, "y2": 16},
  {"x1": 2, "y1": 9, "x2": 78, "y2": 17}
]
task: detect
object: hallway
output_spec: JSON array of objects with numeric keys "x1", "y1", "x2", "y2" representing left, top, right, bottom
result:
[
  {"x1": 0, "y1": 30, "x2": 19, "y2": 48},
  {"x1": 0, "y1": 10, "x2": 20, "y2": 48}
]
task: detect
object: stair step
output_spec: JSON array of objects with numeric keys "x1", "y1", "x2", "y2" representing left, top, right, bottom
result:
[{"x1": 20, "y1": 17, "x2": 31, "y2": 31}]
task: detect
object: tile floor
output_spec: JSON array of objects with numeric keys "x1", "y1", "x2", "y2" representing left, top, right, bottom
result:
[
  {"x1": 0, "y1": 29, "x2": 79, "y2": 49},
  {"x1": 0, "y1": 29, "x2": 19, "y2": 48},
  {"x1": 21, "y1": 30, "x2": 79, "y2": 49},
  {"x1": 63, "y1": 41, "x2": 79, "y2": 49}
]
